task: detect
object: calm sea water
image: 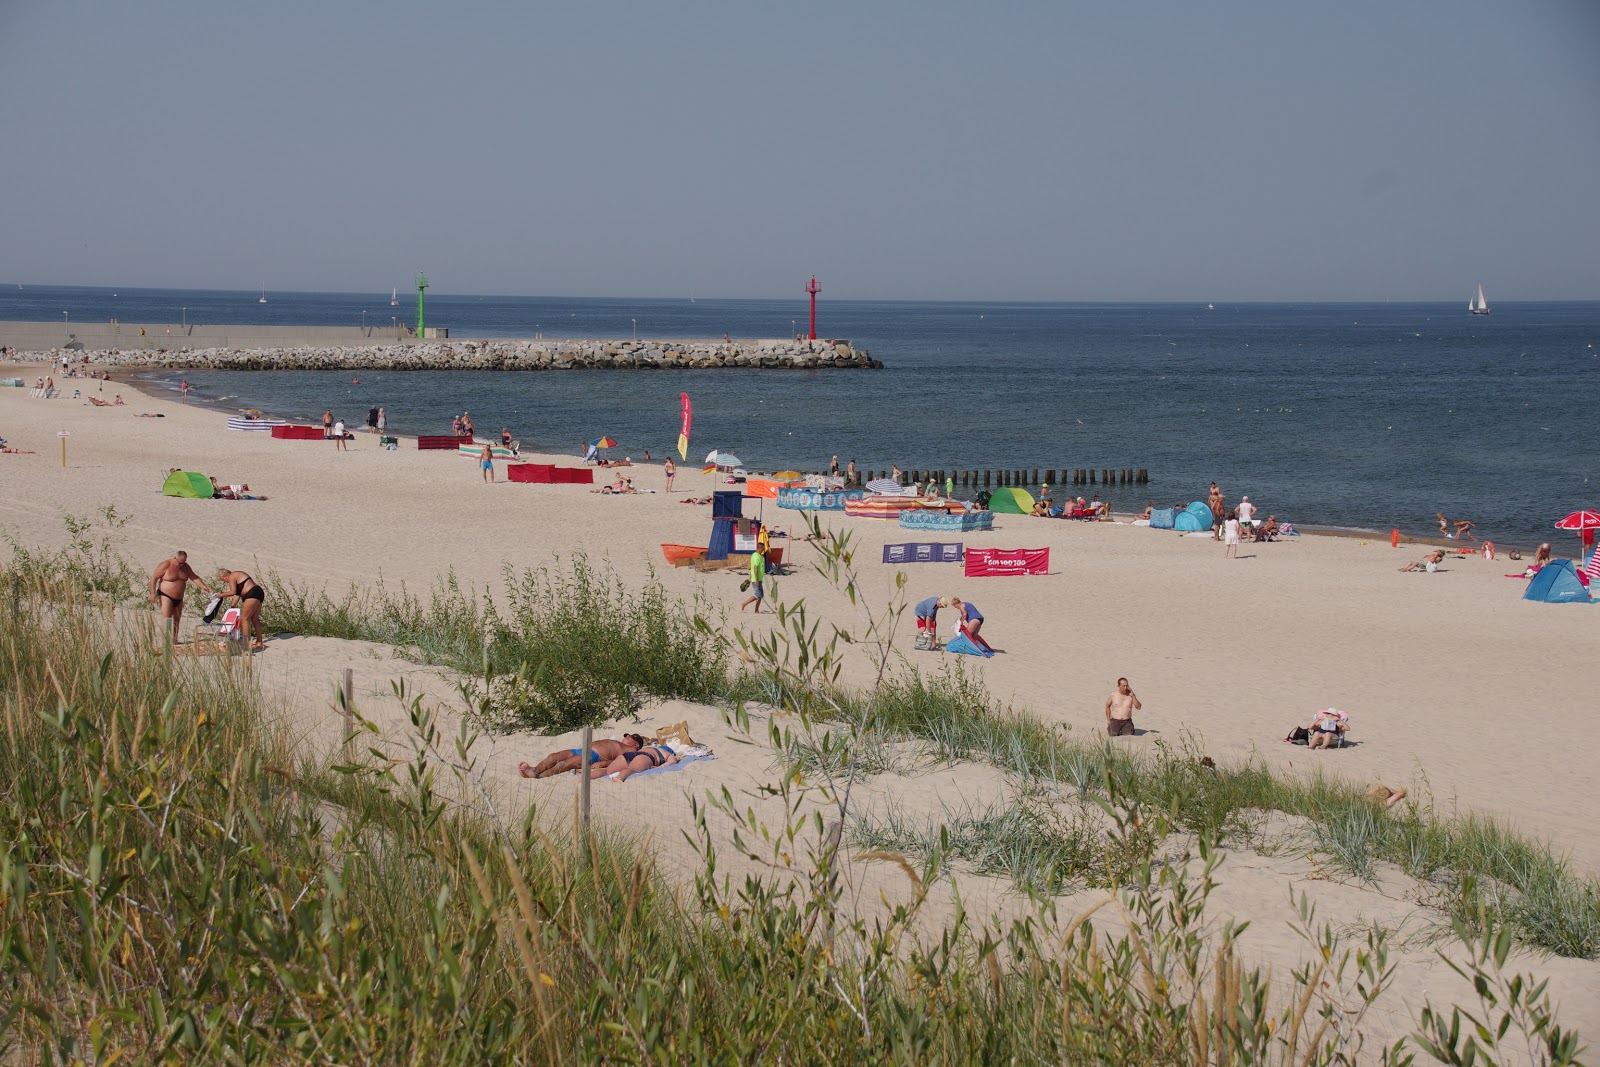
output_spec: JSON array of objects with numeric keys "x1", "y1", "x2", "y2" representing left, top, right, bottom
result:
[{"x1": 7, "y1": 284, "x2": 1599, "y2": 547}]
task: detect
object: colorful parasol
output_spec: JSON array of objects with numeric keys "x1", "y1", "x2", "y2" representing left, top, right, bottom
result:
[
  {"x1": 1554, "y1": 509, "x2": 1600, "y2": 558},
  {"x1": 593, "y1": 436, "x2": 618, "y2": 449}
]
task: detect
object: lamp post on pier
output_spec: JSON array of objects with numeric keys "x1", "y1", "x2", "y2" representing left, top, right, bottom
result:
[
  {"x1": 181, "y1": 307, "x2": 187, "y2": 328},
  {"x1": 632, "y1": 318, "x2": 637, "y2": 341}
]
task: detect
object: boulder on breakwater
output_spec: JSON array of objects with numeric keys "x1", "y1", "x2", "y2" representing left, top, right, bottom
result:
[{"x1": 4, "y1": 337, "x2": 883, "y2": 371}]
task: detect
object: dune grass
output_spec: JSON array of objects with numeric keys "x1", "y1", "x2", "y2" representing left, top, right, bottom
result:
[
  {"x1": 0, "y1": 528, "x2": 1585, "y2": 1062},
  {"x1": 262, "y1": 556, "x2": 733, "y2": 732}
]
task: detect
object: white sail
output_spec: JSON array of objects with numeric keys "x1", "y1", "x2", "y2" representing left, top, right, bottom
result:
[
  {"x1": 390, "y1": 287, "x2": 398, "y2": 306},
  {"x1": 1470, "y1": 284, "x2": 1489, "y2": 314}
]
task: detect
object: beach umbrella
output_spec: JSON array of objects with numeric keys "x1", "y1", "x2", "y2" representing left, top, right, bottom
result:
[
  {"x1": 592, "y1": 436, "x2": 618, "y2": 449},
  {"x1": 1554, "y1": 509, "x2": 1600, "y2": 558},
  {"x1": 704, "y1": 450, "x2": 742, "y2": 469},
  {"x1": 772, "y1": 470, "x2": 804, "y2": 481},
  {"x1": 865, "y1": 477, "x2": 902, "y2": 494}
]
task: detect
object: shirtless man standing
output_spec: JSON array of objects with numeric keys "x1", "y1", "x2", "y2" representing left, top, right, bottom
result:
[
  {"x1": 1105, "y1": 677, "x2": 1142, "y2": 737},
  {"x1": 149, "y1": 551, "x2": 212, "y2": 644}
]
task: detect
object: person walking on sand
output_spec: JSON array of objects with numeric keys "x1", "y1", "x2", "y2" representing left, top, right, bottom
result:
[
  {"x1": 1224, "y1": 510, "x2": 1241, "y2": 558},
  {"x1": 1105, "y1": 677, "x2": 1142, "y2": 737},
  {"x1": 740, "y1": 547, "x2": 767, "y2": 613},
  {"x1": 664, "y1": 456, "x2": 676, "y2": 492},
  {"x1": 322, "y1": 410, "x2": 333, "y2": 438},
  {"x1": 367, "y1": 405, "x2": 379, "y2": 433},
  {"x1": 376, "y1": 407, "x2": 386, "y2": 434},
  {"x1": 214, "y1": 568, "x2": 268, "y2": 651},
  {"x1": 180, "y1": 379, "x2": 189, "y2": 403},
  {"x1": 480, "y1": 442, "x2": 495, "y2": 483},
  {"x1": 150, "y1": 551, "x2": 213, "y2": 645},
  {"x1": 333, "y1": 417, "x2": 348, "y2": 451}
]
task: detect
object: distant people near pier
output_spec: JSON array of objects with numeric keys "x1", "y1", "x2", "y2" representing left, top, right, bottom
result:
[{"x1": 367, "y1": 405, "x2": 380, "y2": 433}]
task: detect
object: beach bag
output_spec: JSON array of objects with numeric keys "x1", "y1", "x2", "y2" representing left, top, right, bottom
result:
[
  {"x1": 914, "y1": 632, "x2": 933, "y2": 651},
  {"x1": 202, "y1": 595, "x2": 224, "y2": 623},
  {"x1": 1285, "y1": 726, "x2": 1310, "y2": 745}
]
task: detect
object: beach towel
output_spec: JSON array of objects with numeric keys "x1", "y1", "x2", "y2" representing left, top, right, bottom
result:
[
  {"x1": 605, "y1": 754, "x2": 716, "y2": 780},
  {"x1": 201, "y1": 595, "x2": 224, "y2": 623},
  {"x1": 944, "y1": 632, "x2": 993, "y2": 658}
]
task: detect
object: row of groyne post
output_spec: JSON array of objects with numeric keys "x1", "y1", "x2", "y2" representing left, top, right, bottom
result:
[{"x1": 857, "y1": 468, "x2": 1150, "y2": 489}]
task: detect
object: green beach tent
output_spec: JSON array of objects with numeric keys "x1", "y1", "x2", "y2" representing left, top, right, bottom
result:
[
  {"x1": 988, "y1": 487, "x2": 1034, "y2": 514},
  {"x1": 162, "y1": 470, "x2": 214, "y2": 499}
]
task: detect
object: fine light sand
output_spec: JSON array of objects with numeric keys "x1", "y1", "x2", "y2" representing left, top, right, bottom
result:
[{"x1": 4, "y1": 369, "x2": 1598, "y2": 1040}]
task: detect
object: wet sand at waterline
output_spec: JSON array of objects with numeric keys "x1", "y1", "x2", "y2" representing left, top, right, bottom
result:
[{"x1": 3, "y1": 368, "x2": 1597, "y2": 1041}]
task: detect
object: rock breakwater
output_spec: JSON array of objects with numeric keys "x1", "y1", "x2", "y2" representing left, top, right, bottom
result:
[{"x1": 7, "y1": 338, "x2": 882, "y2": 371}]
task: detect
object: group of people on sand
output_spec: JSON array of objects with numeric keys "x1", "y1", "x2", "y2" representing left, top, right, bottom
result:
[
  {"x1": 517, "y1": 733, "x2": 680, "y2": 783},
  {"x1": 148, "y1": 551, "x2": 268, "y2": 651},
  {"x1": 912, "y1": 595, "x2": 990, "y2": 651},
  {"x1": 452, "y1": 411, "x2": 475, "y2": 438},
  {"x1": 1032, "y1": 489, "x2": 1110, "y2": 519}
]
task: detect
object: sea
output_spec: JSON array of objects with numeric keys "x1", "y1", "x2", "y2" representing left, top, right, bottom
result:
[{"x1": 6, "y1": 284, "x2": 1598, "y2": 548}]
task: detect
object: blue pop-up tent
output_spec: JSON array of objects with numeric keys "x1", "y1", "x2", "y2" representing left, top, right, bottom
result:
[
  {"x1": 1174, "y1": 501, "x2": 1213, "y2": 532},
  {"x1": 1523, "y1": 560, "x2": 1592, "y2": 604}
]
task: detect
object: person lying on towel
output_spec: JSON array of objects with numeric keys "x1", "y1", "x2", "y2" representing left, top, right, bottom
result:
[
  {"x1": 590, "y1": 743, "x2": 678, "y2": 782},
  {"x1": 518, "y1": 734, "x2": 646, "y2": 778}
]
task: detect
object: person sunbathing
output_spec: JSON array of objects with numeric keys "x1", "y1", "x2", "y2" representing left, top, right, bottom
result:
[
  {"x1": 1307, "y1": 709, "x2": 1348, "y2": 749},
  {"x1": 591, "y1": 742, "x2": 678, "y2": 782},
  {"x1": 1365, "y1": 784, "x2": 1408, "y2": 809},
  {"x1": 1136, "y1": 503, "x2": 1153, "y2": 521},
  {"x1": 518, "y1": 734, "x2": 645, "y2": 778},
  {"x1": 1254, "y1": 515, "x2": 1279, "y2": 542},
  {"x1": 1398, "y1": 550, "x2": 1445, "y2": 572}
]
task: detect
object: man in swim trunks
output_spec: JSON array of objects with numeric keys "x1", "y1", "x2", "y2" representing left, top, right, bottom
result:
[
  {"x1": 150, "y1": 551, "x2": 213, "y2": 644},
  {"x1": 518, "y1": 734, "x2": 645, "y2": 778},
  {"x1": 913, "y1": 596, "x2": 948, "y2": 647},
  {"x1": 1105, "y1": 677, "x2": 1141, "y2": 737}
]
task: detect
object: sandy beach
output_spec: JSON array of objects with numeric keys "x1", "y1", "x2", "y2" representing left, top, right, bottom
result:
[{"x1": 3, "y1": 367, "x2": 1598, "y2": 1039}]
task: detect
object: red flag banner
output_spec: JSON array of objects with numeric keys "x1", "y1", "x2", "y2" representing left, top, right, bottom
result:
[
  {"x1": 963, "y1": 547, "x2": 1050, "y2": 577},
  {"x1": 677, "y1": 392, "x2": 692, "y2": 460}
]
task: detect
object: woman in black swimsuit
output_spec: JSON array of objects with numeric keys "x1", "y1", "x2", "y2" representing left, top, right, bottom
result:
[
  {"x1": 590, "y1": 743, "x2": 678, "y2": 782},
  {"x1": 215, "y1": 568, "x2": 267, "y2": 650}
]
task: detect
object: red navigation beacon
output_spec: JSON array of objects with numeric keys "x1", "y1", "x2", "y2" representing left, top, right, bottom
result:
[{"x1": 804, "y1": 274, "x2": 820, "y2": 340}]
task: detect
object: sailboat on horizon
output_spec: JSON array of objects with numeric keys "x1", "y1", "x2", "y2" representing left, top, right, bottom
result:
[
  {"x1": 390, "y1": 287, "x2": 399, "y2": 306},
  {"x1": 1469, "y1": 283, "x2": 1490, "y2": 315},
  {"x1": 258, "y1": 285, "x2": 268, "y2": 304}
]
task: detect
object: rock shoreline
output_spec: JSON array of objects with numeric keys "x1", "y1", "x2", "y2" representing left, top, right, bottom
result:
[{"x1": 7, "y1": 338, "x2": 883, "y2": 371}]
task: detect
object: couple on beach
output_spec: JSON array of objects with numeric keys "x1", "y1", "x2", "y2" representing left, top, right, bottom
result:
[{"x1": 149, "y1": 551, "x2": 267, "y2": 650}]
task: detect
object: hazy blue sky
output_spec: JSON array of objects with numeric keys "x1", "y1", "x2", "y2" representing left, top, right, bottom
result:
[{"x1": 3, "y1": 1, "x2": 1597, "y2": 301}]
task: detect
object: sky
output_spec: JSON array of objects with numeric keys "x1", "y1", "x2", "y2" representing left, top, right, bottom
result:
[{"x1": 2, "y1": 1, "x2": 1597, "y2": 302}]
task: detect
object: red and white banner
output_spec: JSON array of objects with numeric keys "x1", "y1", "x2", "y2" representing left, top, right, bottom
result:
[{"x1": 963, "y1": 547, "x2": 1049, "y2": 577}]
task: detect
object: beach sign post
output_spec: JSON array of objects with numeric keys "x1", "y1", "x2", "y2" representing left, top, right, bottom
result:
[{"x1": 58, "y1": 430, "x2": 69, "y2": 467}]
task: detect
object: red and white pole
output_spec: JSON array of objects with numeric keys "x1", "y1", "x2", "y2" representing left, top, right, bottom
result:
[{"x1": 805, "y1": 275, "x2": 820, "y2": 340}]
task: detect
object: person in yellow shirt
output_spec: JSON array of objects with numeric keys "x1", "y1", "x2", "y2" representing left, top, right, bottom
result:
[{"x1": 740, "y1": 547, "x2": 767, "y2": 613}]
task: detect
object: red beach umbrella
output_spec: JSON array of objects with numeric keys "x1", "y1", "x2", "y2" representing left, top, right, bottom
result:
[
  {"x1": 1554, "y1": 510, "x2": 1600, "y2": 555},
  {"x1": 1553, "y1": 510, "x2": 1600, "y2": 530}
]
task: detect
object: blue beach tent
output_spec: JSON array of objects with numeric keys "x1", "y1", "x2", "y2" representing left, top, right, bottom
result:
[
  {"x1": 1523, "y1": 560, "x2": 1592, "y2": 604},
  {"x1": 1174, "y1": 502, "x2": 1213, "y2": 533},
  {"x1": 1149, "y1": 507, "x2": 1176, "y2": 530}
]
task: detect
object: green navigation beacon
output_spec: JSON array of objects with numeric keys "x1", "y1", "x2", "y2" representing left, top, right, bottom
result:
[{"x1": 416, "y1": 273, "x2": 429, "y2": 337}]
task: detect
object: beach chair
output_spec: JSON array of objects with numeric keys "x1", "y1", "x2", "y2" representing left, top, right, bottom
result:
[{"x1": 193, "y1": 607, "x2": 245, "y2": 651}]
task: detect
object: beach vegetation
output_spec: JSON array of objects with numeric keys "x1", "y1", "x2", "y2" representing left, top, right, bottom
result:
[
  {"x1": 1, "y1": 505, "x2": 143, "y2": 600},
  {"x1": 0, "y1": 552, "x2": 1587, "y2": 1061},
  {"x1": 751, "y1": 518, "x2": 1600, "y2": 961},
  {"x1": 261, "y1": 556, "x2": 730, "y2": 733}
]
